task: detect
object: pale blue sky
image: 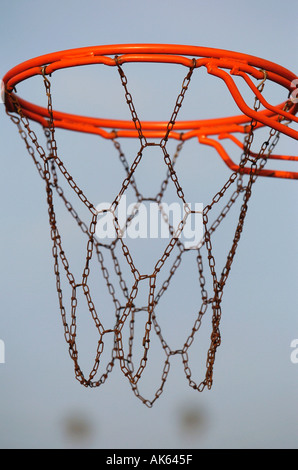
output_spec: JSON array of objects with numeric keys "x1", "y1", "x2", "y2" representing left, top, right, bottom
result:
[{"x1": 0, "y1": 0, "x2": 297, "y2": 449}]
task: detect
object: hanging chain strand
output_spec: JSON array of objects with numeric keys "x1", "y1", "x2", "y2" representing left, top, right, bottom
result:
[{"x1": 5, "y1": 60, "x2": 289, "y2": 407}]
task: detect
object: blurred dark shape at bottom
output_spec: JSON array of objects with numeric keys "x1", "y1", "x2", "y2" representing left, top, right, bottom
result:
[
  {"x1": 62, "y1": 410, "x2": 95, "y2": 444},
  {"x1": 178, "y1": 403, "x2": 208, "y2": 435}
]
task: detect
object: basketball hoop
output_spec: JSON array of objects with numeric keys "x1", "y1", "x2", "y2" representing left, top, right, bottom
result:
[{"x1": 3, "y1": 45, "x2": 298, "y2": 407}]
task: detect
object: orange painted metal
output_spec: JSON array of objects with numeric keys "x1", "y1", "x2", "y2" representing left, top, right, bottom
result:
[{"x1": 3, "y1": 44, "x2": 298, "y2": 179}]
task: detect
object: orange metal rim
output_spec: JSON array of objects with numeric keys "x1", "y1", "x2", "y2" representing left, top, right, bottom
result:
[
  {"x1": 3, "y1": 44, "x2": 298, "y2": 139},
  {"x1": 3, "y1": 44, "x2": 298, "y2": 88},
  {"x1": 3, "y1": 44, "x2": 298, "y2": 179}
]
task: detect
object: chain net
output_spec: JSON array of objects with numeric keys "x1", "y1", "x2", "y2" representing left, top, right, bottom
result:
[{"x1": 5, "y1": 58, "x2": 287, "y2": 407}]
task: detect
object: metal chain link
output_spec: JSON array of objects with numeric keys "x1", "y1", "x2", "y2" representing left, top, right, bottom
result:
[{"x1": 5, "y1": 61, "x2": 286, "y2": 407}]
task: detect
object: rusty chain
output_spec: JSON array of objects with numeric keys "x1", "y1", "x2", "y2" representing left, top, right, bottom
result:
[{"x1": 5, "y1": 61, "x2": 286, "y2": 407}]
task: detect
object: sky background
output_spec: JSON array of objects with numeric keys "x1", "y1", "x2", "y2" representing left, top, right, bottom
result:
[{"x1": 0, "y1": 0, "x2": 298, "y2": 449}]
